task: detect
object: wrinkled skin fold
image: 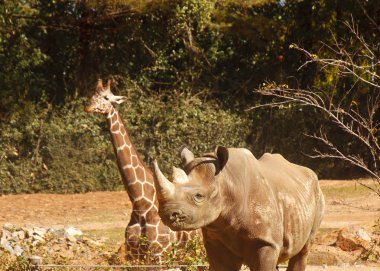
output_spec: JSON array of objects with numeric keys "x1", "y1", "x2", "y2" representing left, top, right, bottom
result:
[{"x1": 153, "y1": 146, "x2": 325, "y2": 271}]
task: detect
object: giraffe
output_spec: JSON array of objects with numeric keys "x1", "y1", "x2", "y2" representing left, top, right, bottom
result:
[{"x1": 84, "y1": 80, "x2": 197, "y2": 262}]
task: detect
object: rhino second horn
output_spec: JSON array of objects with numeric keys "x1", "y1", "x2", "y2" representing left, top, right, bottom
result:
[
  {"x1": 172, "y1": 166, "x2": 189, "y2": 184},
  {"x1": 180, "y1": 147, "x2": 195, "y2": 167},
  {"x1": 153, "y1": 160, "x2": 175, "y2": 199}
]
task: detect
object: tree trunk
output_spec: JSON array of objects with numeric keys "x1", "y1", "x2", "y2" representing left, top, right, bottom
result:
[{"x1": 76, "y1": 0, "x2": 93, "y2": 97}]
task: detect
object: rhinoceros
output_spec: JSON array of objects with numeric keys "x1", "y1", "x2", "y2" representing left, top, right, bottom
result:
[{"x1": 153, "y1": 146, "x2": 325, "y2": 271}]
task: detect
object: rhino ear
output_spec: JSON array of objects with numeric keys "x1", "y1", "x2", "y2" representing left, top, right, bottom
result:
[
  {"x1": 179, "y1": 146, "x2": 195, "y2": 167},
  {"x1": 215, "y1": 146, "x2": 229, "y2": 174}
]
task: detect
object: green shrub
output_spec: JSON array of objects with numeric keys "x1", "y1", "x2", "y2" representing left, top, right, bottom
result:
[
  {"x1": 0, "y1": 88, "x2": 250, "y2": 194},
  {"x1": 121, "y1": 89, "x2": 251, "y2": 174}
]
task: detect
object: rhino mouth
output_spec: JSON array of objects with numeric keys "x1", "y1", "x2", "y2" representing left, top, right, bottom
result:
[
  {"x1": 169, "y1": 220, "x2": 186, "y2": 230},
  {"x1": 161, "y1": 216, "x2": 187, "y2": 230},
  {"x1": 159, "y1": 209, "x2": 189, "y2": 230}
]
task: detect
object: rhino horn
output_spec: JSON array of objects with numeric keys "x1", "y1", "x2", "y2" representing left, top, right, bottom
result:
[
  {"x1": 179, "y1": 146, "x2": 195, "y2": 167},
  {"x1": 153, "y1": 160, "x2": 175, "y2": 199},
  {"x1": 172, "y1": 166, "x2": 189, "y2": 184}
]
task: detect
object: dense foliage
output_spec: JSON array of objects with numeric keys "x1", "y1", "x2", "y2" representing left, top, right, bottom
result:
[{"x1": 1, "y1": 0, "x2": 379, "y2": 193}]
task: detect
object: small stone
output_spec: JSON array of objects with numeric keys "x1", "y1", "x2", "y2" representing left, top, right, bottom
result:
[
  {"x1": 47, "y1": 228, "x2": 57, "y2": 235},
  {"x1": 31, "y1": 240, "x2": 41, "y2": 247},
  {"x1": 82, "y1": 237, "x2": 102, "y2": 248},
  {"x1": 66, "y1": 235, "x2": 77, "y2": 243},
  {"x1": 32, "y1": 234, "x2": 45, "y2": 242},
  {"x1": 1, "y1": 238, "x2": 14, "y2": 255},
  {"x1": 51, "y1": 229, "x2": 65, "y2": 238},
  {"x1": 33, "y1": 227, "x2": 47, "y2": 237},
  {"x1": 64, "y1": 227, "x2": 83, "y2": 238},
  {"x1": 13, "y1": 245, "x2": 24, "y2": 256},
  {"x1": 31, "y1": 234, "x2": 45, "y2": 246},
  {"x1": 14, "y1": 230, "x2": 26, "y2": 240},
  {"x1": 3, "y1": 223, "x2": 14, "y2": 231},
  {"x1": 356, "y1": 228, "x2": 371, "y2": 241},
  {"x1": 29, "y1": 255, "x2": 42, "y2": 266},
  {"x1": 25, "y1": 228, "x2": 34, "y2": 239},
  {"x1": 1, "y1": 229, "x2": 11, "y2": 240}
]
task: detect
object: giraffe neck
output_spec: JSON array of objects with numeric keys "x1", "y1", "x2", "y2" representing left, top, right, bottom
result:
[{"x1": 106, "y1": 107, "x2": 158, "y2": 219}]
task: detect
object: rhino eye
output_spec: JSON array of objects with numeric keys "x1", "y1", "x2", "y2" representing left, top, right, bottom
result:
[{"x1": 193, "y1": 193, "x2": 205, "y2": 204}]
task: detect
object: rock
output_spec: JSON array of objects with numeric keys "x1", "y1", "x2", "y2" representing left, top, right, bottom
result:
[
  {"x1": 356, "y1": 228, "x2": 371, "y2": 241},
  {"x1": 18, "y1": 230, "x2": 26, "y2": 240},
  {"x1": 51, "y1": 228, "x2": 65, "y2": 238},
  {"x1": 25, "y1": 228, "x2": 34, "y2": 239},
  {"x1": 12, "y1": 230, "x2": 25, "y2": 242},
  {"x1": 47, "y1": 228, "x2": 58, "y2": 235},
  {"x1": 308, "y1": 244, "x2": 355, "y2": 265},
  {"x1": 66, "y1": 235, "x2": 77, "y2": 244},
  {"x1": 32, "y1": 240, "x2": 41, "y2": 247},
  {"x1": 64, "y1": 227, "x2": 83, "y2": 237},
  {"x1": 29, "y1": 255, "x2": 42, "y2": 266},
  {"x1": 64, "y1": 227, "x2": 83, "y2": 243},
  {"x1": 3, "y1": 223, "x2": 14, "y2": 231},
  {"x1": 1, "y1": 237, "x2": 15, "y2": 255},
  {"x1": 308, "y1": 250, "x2": 344, "y2": 265},
  {"x1": 335, "y1": 226, "x2": 372, "y2": 252},
  {"x1": 315, "y1": 230, "x2": 339, "y2": 246},
  {"x1": 33, "y1": 227, "x2": 47, "y2": 237},
  {"x1": 1, "y1": 229, "x2": 11, "y2": 240},
  {"x1": 82, "y1": 237, "x2": 102, "y2": 248},
  {"x1": 32, "y1": 234, "x2": 45, "y2": 243},
  {"x1": 13, "y1": 245, "x2": 24, "y2": 256}
]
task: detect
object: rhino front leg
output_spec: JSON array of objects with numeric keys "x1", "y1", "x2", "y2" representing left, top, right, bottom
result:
[
  {"x1": 203, "y1": 239, "x2": 243, "y2": 271},
  {"x1": 248, "y1": 245, "x2": 280, "y2": 271}
]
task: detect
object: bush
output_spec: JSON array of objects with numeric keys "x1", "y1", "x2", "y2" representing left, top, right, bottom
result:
[
  {"x1": 0, "y1": 88, "x2": 251, "y2": 194},
  {"x1": 0, "y1": 98, "x2": 119, "y2": 194}
]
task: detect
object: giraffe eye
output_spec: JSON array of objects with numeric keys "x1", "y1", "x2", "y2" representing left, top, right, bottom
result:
[{"x1": 104, "y1": 96, "x2": 109, "y2": 101}]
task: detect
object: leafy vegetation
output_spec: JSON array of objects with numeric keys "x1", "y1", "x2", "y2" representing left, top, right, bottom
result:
[
  {"x1": 0, "y1": 89, "x2": 250, "y2": 193},
  {"x1": 1, "y1": 0, "x2": 379, "y2": 193}
]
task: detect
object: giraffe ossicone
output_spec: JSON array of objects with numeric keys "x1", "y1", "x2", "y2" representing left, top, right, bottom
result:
[{"x1": 85, "y1": 79, "x2": 199, "y2": 263}]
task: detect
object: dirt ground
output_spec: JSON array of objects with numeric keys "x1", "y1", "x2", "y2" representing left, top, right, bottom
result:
[{"x1": 0, "y1": 179, "x2": 380, "y2": 270}]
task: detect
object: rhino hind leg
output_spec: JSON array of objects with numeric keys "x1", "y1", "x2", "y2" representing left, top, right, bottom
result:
[{"x1": 286, "y1": 239, "x2": 311, "y2": 271}]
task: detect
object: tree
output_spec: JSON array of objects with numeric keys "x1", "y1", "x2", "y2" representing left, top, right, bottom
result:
[{"x1": 253, "y1": 19, "x2": 380, "y2": 195}]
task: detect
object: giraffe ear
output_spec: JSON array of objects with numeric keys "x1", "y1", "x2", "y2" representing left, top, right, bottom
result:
[
  {"x1": 113, "y1": 95, "x2": 127, "y2": 104},
  {"x1": 106, "y1": 79, "x2": 111, "y2": 90},
  {"x1": 96, "y1": 79, "x2": 103, "y2": 93}
]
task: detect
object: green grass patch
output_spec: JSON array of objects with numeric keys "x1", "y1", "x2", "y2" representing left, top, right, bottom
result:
[
  {"x1": 321, "y1": 181, "x2": 379, "y2": 198},
  {"x1": 83, "y1": 227, "x2": 125, "y2": 247}
]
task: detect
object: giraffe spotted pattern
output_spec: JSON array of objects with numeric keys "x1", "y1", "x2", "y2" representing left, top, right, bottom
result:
[{"x1": 85, "y1": 80, "x2": 199, "y2": 263}]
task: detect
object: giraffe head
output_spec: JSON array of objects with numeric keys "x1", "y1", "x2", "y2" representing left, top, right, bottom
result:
[{"x1": 84, "y1": 79, "x2": 126, "y2": 115}]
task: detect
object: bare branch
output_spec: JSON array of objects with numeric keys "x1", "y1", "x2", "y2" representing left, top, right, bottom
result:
[{"x1": 254, "y1": 19, "x2": 380, "y2": 196}]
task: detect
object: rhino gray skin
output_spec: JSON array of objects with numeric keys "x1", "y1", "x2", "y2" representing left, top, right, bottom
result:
[{"x1": 153, "y1": 146, "x2": 325, "y2": 271}]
